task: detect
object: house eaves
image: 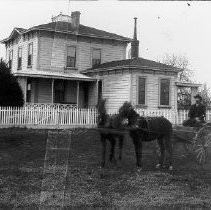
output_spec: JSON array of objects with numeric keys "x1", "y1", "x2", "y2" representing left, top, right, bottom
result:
[
  {"x1": 14, "y1": 70, "x2": 96, "y2": 82},
  {"x1": 82, "y1": 65, "x2": 181, "y2": 74}
]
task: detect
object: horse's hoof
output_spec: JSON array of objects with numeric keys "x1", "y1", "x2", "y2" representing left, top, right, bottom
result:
[
  {"x1": 101, "y1": 162, "x2": 105, "y2": 168},
  {"x1": 155, "y1": 164, "x2": 161, "y2": 169},
  {"x1": 169, "y1": 166, "x2": 173, "y2": 171},
  {"x1": 136, "y1": 167, "x2": 142, "y2": 173}
]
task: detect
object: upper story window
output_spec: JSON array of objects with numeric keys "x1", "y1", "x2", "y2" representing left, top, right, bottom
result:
[
  {"x1": 92, "y1": 49, "x2": 101, "y2": 68},
  {"x1": 138, "y1": 77, "x2": 146, "y2": 105},
  {"x1": 160, "y1": 78, "x2": 170, "y2": 106},
  {"x1": 66, "y1": 46, "x2": 76, "y2": 68},
  {"x1": 17, "y1": 47, "x2": 22, "y2": 69},
  {"x1": 28, "y1": 43, "x2": 33, "y2": 67},
  {"x1": 8, "y1": 50, "x2": 13, "y2": 69}
]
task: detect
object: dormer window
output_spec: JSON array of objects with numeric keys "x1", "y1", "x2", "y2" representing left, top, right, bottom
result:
[
  {"x1": 92, "y1": 49, "x2": 101, "y2": 68},
  {"x1": 66, "y1": 46, "x2": 76, "y2": 68},
  {"x1": 17, "y1": 47, "x2": 22, "y2": 69},
  {"x1": 28, "y1": 43, "x2": 33, "y2": 67},
  {"x1": 8, "y1": 50, "x2": 13, "y2": 69}
]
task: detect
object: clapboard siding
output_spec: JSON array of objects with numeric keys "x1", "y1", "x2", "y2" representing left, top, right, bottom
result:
[
  {"x1": 7, "y1": 33, "x2": 38, "y2": 72},
  {"x1": 101, "y1": 73, "x2": 130, "y2": 110},
  {"x1": 131, "y1": 71, "x2": 178, "y2": 110},
  {"x1": 38, "y1": 32, "x2": 126, "y2": 72}
]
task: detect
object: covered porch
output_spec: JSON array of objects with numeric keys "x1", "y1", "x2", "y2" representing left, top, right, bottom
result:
[
  {"x1": 175, "y1": 81, "x2": 202, "y2": 106},
  {"x1": 15, "y1": 70, "x2": 97, "y2": 108}
]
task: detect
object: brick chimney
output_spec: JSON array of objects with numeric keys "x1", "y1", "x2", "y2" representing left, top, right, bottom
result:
[
  {"x1": 131, "y1": 17, "x2": 139, "y2": 59},
  {"x1": 71, "y1": 11, "x2": 81, "y2": 31}
]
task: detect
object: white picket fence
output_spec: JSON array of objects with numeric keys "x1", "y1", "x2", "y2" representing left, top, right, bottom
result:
[
  {"x1": 107, "y1": 108, "x2": 211, "y2": 125},
  {"x1": 0, "y1": 104, "x2": 210, "y2": 128},
  {"x1": 0, "y1": 105, "x2": 98, "y2": 128}
]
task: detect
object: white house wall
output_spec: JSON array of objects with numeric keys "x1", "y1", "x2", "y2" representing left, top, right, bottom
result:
[
  {"x1": 38, "y1": 32, "x2": 127, "y2": 72},
  {"x1": 131, "y1": 70, "x2": 178, "y2": 110},
  {"x1": 101, "y1": 72, "x2": 131, "y2": 110},
  {"x1": 6, "y1": 33, "x2": 38, "y2": 73}
]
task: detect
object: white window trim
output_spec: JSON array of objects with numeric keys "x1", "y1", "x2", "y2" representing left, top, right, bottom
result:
[
  {"x1": 27, "y1": 42, "x2": 33, "y2": 67},
  {"x1": 65, "y1": 45, "x2": 78, "y2": 69},
  {"x1": 91, "y1": 47, "x2": 102, "y2": 68},
  {"x1": 17, "y1": 46, "x2": 22, "y2": 70},
  {"x1": 136, "y1": 76, "x2": 147, "y2": 106},
  {"x1": 158, "y1": 77, "x2": 171, "y2": 108}
]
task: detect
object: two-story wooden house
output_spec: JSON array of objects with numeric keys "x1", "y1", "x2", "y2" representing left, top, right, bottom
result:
[
  {"x1": 1, "y1": 12, "x2": 200, "y2": 111},
  {"x1": 1, "y1": 12, "x2": 131, "y2": 108}
]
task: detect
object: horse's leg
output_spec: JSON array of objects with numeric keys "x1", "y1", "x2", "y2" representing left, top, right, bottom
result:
[
  {"x1": 165, "y1": 135, "x2": 173, "y2": 171},
  {"x1": 156, "y1": 137, "x2": 165, "y2": 169},
  {"x1": 118, "y1": 135, "x2": 124, "y2": 161},
  {"x1": 109, "y1": 137, "x2": 116, "y2": 164},
  {"x1": 137, "y1": 139, "x2": 142, "y2": 170},
  {"x1": 101, "y1": 134, "x2": 107, "y2": 168},
  {"x1": 132, "y1": 135, "x2": 142, "y2": 169}
]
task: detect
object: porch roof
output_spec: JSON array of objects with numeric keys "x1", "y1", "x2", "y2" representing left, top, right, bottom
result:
[
  {"x1": 175, "y1": 81, "x2": 202, "y2": 88},
  {"x1": 14, "y1": 70, "x2": 96, "y2": 82}
]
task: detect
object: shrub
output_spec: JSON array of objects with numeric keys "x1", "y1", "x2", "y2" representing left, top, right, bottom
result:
[{"x1": 0, "y1": 59, "x2": 24, "y2": 107}]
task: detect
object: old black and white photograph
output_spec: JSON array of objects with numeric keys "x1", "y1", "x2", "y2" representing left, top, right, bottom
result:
[{"x1": 0, "y1": 0, "x2": 211, "y2": 209}]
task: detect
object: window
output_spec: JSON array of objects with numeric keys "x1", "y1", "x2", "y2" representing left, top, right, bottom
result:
[
  {"x1": 17, "y1": 47, "x2": 22, "y2": 69},
  {"x1": 26, "y1": 79, "x2": 32, "y2": 103},
  {"x1": 66, "y1": 46, "x2": 76, "y2": 68},
  {"x1": 160, "y1": 78, "x2": 170, "y2": 106},
  {"x1": 138, "y1": 77, "x2": 146, "y2": 105},
  {"x1": 92, "y1": 49, "x2": 101, "y2": 68},
  {"x1": 28, "y1": 43, "x2": 33, "y2": 67},
  {"x1": 8, "y1": 50, "x2": 13, "y2": 69},
  {"x1": 54, "y1": 80, "x2": 65, "y2": 103}
]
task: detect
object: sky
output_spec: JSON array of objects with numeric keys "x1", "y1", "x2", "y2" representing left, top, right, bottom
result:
[{"x1": 0, "y1": 0, "x2": 211, "y2": 88}]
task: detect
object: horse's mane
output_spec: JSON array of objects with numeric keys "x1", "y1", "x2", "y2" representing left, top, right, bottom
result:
[
  {"x1": 118, "y1": 102, "x2": 172, "y2": 135},
  {"x1": 96, "y1": 99, "x2": 125, "y2": 129}
]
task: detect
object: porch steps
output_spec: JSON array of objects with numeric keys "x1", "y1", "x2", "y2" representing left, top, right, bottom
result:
[{"x1": 39, "y1": 130, "x2": 72, "y2": 208}]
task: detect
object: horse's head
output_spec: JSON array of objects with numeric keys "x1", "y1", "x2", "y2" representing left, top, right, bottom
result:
[
  {"x1": 96, "y1": 99, "x2": 108, "y2": 127},
  {"x1": 118, "y1": 102, "x2": 139, "y2": 127}
]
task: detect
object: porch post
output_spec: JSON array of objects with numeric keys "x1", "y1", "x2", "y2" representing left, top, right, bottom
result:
[
  {"x1": 24, "y1": 78, "x2": 27, "y2": 103},
  {"x1": 190, "y1": 87, "x2": 198, "y2": 105},
  {"x1": 76, "y1": 81, "x2": 80, "y2": 107},
  {"x1": 96, "y1": 79, "x2": 99, "y2": 105},
  {"x1": 51, "y1": 79, "x2": 54, "y2": 103}
]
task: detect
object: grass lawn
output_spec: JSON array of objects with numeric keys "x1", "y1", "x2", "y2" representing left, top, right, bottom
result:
[{"x1": 0, "y1": 128, "x2": 211, "y2": 209}]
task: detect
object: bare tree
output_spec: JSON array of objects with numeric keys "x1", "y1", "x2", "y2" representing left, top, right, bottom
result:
[
  {"x1": 162, "y1": 54, "x2": 194, "y2": 82},
  {"x1": 162, "y1": 54, "x2": 211, "y2": 110},
  {"x1": 199, "y1": 83, "x2": 211, "y2": 109}
]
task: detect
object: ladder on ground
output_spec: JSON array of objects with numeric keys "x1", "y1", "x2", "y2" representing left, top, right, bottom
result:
[{"x1": 39, "y1": 130, "x2": 72, "y2": 208}]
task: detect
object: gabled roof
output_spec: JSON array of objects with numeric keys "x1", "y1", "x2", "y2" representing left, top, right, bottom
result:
[
  {"x1": 1, "y1": 28, "x2": 27, "y2": 43},
  {"x1": 82, "y1": 57, "x2": 182, "y2": 73},
  {"x1": 1, "y1": 21, "x2": 131, "y2": 43}
]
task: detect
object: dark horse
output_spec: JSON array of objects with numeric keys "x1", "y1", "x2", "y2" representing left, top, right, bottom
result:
[
  {"x1": 118, "y1": 102, "x2": 173, "y2": 171},
  {"x1": 97, "y1": 99, "x2": 126, "y2": 167}
]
